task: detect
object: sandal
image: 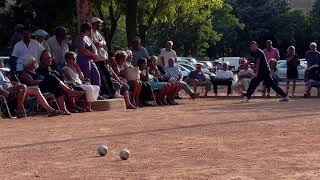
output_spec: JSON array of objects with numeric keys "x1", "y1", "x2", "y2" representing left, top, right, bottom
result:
[
  {"x1": 61, "y1": 111, "x2": 72, "y2": 115},
  {"x1": 48, "y1": 110, "x2": 61, "y2": 117}
]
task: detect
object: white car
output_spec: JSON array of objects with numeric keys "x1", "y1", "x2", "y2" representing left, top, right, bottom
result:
[
  {"x1": 218, "y1": 57, "x2": 241, "y2": 71},
  {"x1": 277, "y1": 60, "x2": 307, "y2": 80}
]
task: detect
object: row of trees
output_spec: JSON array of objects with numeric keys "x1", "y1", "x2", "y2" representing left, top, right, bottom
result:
[{"x1": 1, "y1": 0, "x2": 320, "y2": 59}]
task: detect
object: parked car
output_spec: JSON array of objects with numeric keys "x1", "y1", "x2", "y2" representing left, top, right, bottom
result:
[
  {"x1": 178, "y1": 57, "x2": 198, "y2": 65},
  {"x1": 217, "y1": 57, "x2": 241, "y2": 71},
  {"x1": 178, "y1": 64, "x2": 191, "y2": 80},
  {"x1": 176, "y1": 58, "x2": 194, "y2": 67},
  {"x1": 277, "y1": 60, "x2": 307, "y2": 80},
  {"x1": 179, "y1": 63, "x2": 215, "y2": 80}
]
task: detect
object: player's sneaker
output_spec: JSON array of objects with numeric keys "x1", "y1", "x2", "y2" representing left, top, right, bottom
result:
[
  {"x1": 241, "y1": 96, "x2": 249, "y2": 103},
  {"x1": 279, "y1": 96, "x2": 290, "y2": 102}
]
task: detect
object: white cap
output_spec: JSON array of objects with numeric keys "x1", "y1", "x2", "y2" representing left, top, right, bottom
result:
[{"x1": 91, "y1": 17, "x2": 104, "y2": 24}]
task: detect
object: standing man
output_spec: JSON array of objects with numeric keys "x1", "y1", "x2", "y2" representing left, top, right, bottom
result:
[
  {"x1": 242, "y1": 41, "x2": 289, "y2": 103},
  {"x1": 305, "y1": 42, "x2": 320, "y2": 67},
  {"x1": 11, "y1": 26, "x2": 44, "y2": 74},
  {"x1": 159, "y1": 41, "x2": 177, "y2": 67},
  {"x1": 47, "y1": 26, "x2": 69, "y2": 72},
  {"x1": 263, "y1": 40, "x2": 280, "y2": 62},
  {"x1": 130, "y1": 36, "x2": 150, "y2": 66},
  {"x1": 91, "y1": 17, "x2": 116, "y2": 98}
]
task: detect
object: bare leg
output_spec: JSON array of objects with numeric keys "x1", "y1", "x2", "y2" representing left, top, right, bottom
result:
[
  {"x1": 58, "y1": 81, "x2": 83, "y2": 97},
  {"x1": 6, "y1": 84, "x2": 27, "y2": 113},
  {"x1": 26, "y1": 87, "x2": 55, "y2": 112},
  {"x1": 292, "y1": 79, "x2": 296, "y2": 97},
  {"x1": 56, "y1": 96, "x2": 70, "y2": 114},
  {"x1": 286, "y1": 79, "x2": 290, "y2": 95}
]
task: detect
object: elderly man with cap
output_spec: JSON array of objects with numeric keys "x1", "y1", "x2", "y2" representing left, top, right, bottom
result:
[
  {"x1": 47, "y1": 26, "x2": 69, "y2": 73},
  {"x1": 91, "y1": 17, "x2": 117, "y2": 98},
  {"x1": 33, "y1": 29, "x2": 50, "y2": 51},
  {"x1": 11, "y1": 26, "x2": 44, "y2": 74}
]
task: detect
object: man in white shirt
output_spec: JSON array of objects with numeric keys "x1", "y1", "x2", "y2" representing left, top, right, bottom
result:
[
  {"x1": 165, "y1": 58, "x2": 197, "y2": 99},
  {"x1": 11, "y1": 26, "x2": 44, "y2": 73},
  {"x1": 159, "y1": 41, "x2": 177, "y2": 67},
  {"x1": 47, "y1": 26, "x2": 69, "y2": 72},
  {"x1": 91, "y1": 17, "x2": 117, "y2": 98},
  {"x1": 212, "y1": 62, "x2": 234, "y2": 96}
]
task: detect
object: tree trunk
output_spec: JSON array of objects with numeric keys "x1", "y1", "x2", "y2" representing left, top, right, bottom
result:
[
  {"x1": 106, "y1": 19, "x2": 118, "y2": 50},
  {"x1": 138, "y1": 25, "x2": 147, "y2": 47},
  {"x1": 125, "y1": 0, "x2": 138, "y2": 46}
]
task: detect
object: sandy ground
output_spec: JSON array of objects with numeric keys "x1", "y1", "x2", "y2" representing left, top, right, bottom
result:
[{"x1": 1, "y1": 96, "x2": 320, "y2": 179}]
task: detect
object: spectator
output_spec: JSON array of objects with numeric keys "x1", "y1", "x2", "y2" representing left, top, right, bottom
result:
[
  {"x1": 0, "y1": 68, "x2": 26, "y2": 118},
  {"x1": 20, "y1": 55, "x2": 83, "y2": 115},
  {"x1": 112, "y1": 50, "x2": 138, "y2": 109},
  {"x1": 10, "y1": 24, "x2": 24, "y2": 53},
  {"x1": 263, "y1": 59, "x2": 280, "y2": 97},
  {"x1": 304, "y1": 65, "x2": 320, "y2": 97},
  {"x1": 286, "y1": 46, "x2": 300, "y2": 97},
  {"x1": 123, "y1": 50, "x2": 133, "y2": 68},
  {"x1": 305, "y1": 42, "x2": 320, "y2": 67},
  {"x1": 33, "y1": 29, "x2": 50, "y2": 51},
  {"x1": 0, "y1": 65, "x2": 60, "y2": 117},
  {"x1": 74, "y1": 22, "x2": 100, "y2": 86},
  {"x1": 233, "y1": 60, "x2": 255, "y2": 95},
  {"x1": 36, "y1": 50, "x2": 85, "y2": 113},
  {"x1": 212, "y1": 63, "x2": 233, "y2": 96},
  {"x1": 148, "y1": 56, "x2": 180, "y2": 105},
  {"x1": 138, "y1": 58, "x2": 171, "y2": 105},
  {"x1": 159, "y1": 41, "x2": 177, "y2": 67},
  {"x1": 63, "y1": 51, "x2": 100, "y2": 112},
  {"x1": 263, "y1": 40, "x2": 280, "y2": 62},
  {"x1": 91, "y1": 17, "x2": 116, "y2": 99},
  {"x1": 165, "y1": 58, "x2": 198, "y2": 99},
  {"x1": 47, "y1": 26, "x2": 69, "y2": 72},
  {"x1": 11, "y1": 26, "x2": 44, "y2": 74},
  {"x1": 130, "y1": 37, "x2": 150, "y2": 66},
  {"x1": 187, "y1": 64, "x2": 211, "y2": 97}
]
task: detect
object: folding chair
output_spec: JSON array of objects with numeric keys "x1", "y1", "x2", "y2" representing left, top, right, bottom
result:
[{"x1": 0, "y1": 94, "x2": 26, "y2": 119}]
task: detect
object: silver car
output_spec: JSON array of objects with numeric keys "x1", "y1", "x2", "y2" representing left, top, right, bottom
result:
[{"x1": 277, "y1": 60, "x2": 307, "y2": 80}]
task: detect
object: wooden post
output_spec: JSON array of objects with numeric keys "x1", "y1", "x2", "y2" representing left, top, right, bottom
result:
[{"x1": 76, "y1": 0, "x2": 93, "y2": 32}]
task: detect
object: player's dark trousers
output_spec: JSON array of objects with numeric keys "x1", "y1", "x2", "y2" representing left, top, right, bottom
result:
[
  {"x1": 212, "y1": 80, "x2": 232, "y2": 95},
  {"x1": 245, "y1": 73, "x2": 286, "y2": 99},
  {"x1": 95, "y1": 61, "x2": 116, "y2": 96}
]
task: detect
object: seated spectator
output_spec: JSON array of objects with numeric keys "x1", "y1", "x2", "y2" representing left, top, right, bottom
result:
[
  {"x1": 63, "y1": 52, "x2": 100, "y2": 112},
  {"x1": 138, "y1": 58, "x2": 172, "y2": 105},
  {"x1": 112, "y1": 50, "x2": 139, "y2": 109},
  {"x1": 262, "y1": 59, "x2": 279, "y2": 97},
  {"x1": 11, "y1": 26, "x2": 44, "y2": 74},
  {"x1": 20, "y1": 55, "x2": 83, "y2": 115},
  {"x1": 0, "y1": 66, "x2": 60, "y2": 117},
  {"x1": 124, "y1": 50, "x2": 134, "y2": 68},
  {"x1": 0, "y1": 69, "x2": 26, "y2": 118},
  {"x1": 36, "y1": 50, "x2": 85, "y2": 113},
  {"x1": 148, "y1": 56, "x2": 180, "y2": 105},
  {"x1": 212, "y1": 62, "x2": 233, "y2": 96},
  {"x1": 33, "y1": 29, "x2": 50, "y2": 51},
  {"x1": 165, "y1": 58, "x2": 198, "y2": 99},
  {"x1": 304, "y1": 64, "x2": 320, "y2": 97},
  {"x1": 187, "y1": 64, "x2": 211, "y2": 97},
  {"x1": 233, "y1": 60, "x2": 255, "y2": 95}
]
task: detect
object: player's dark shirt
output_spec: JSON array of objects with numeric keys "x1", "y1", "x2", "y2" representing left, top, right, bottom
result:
[{"x1": 252, "y1": 48, "x2": 270, "y2": 74}]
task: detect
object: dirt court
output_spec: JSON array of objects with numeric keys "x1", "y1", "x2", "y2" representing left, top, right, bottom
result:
[{"x1": 1, "y1": 97, "x2": 320, "y2": 179}]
